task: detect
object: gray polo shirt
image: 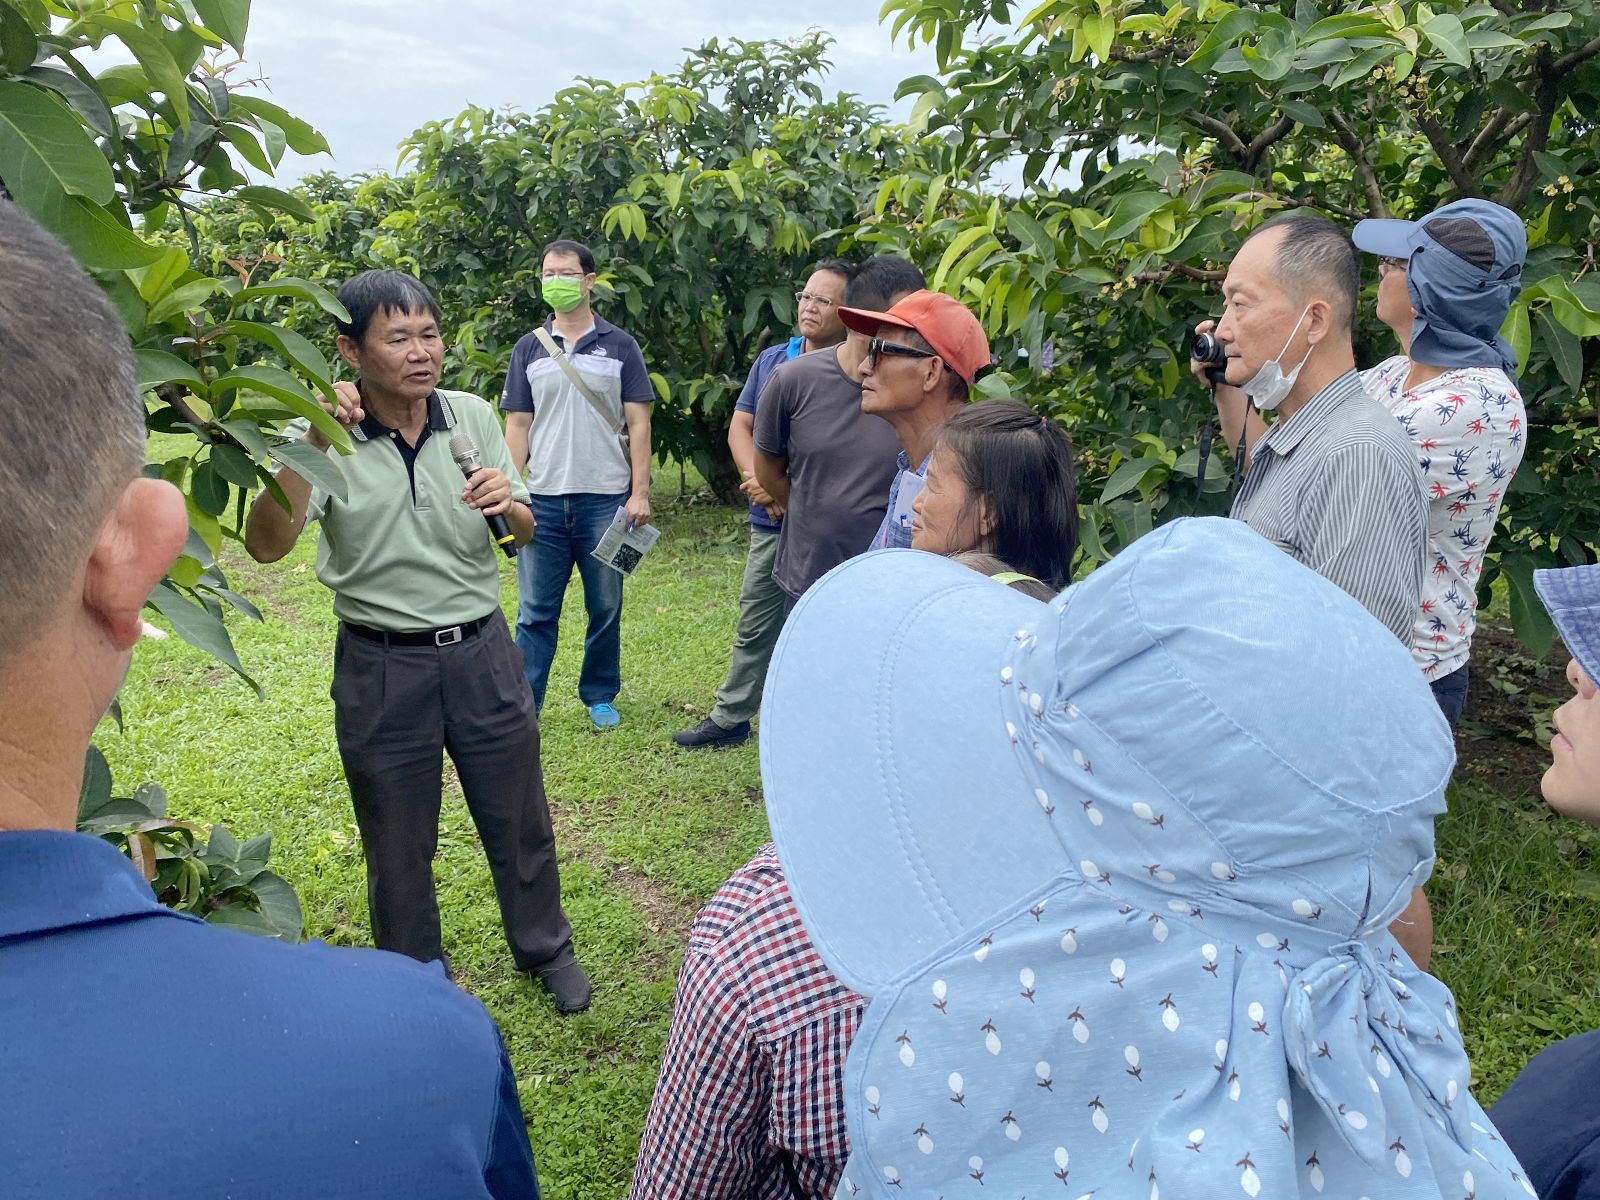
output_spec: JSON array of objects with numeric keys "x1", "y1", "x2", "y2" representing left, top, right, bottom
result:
[
  {"x1": 1230, "y1": 369, "x2": 1426, "y2": 643},
  {"x1": 753, "y1": 347, "x2": 901, "y2": 599},
  {"x1": 290, "y1": 389, "x2": 530, "y2": 631},
  {"x1": 499, "y1": 314, "x2": 654, "y2": 497}
]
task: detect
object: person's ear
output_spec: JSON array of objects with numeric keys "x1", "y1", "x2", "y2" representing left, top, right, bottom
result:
[
  {"x1": 975, "y1": 494, "x2": 997, "y2": 541},
  {"x1": 1305, "y1": 299, "x2": 1333, "y2": 345},
  {"x1": 336, "y1": 333, "x2": 363, "y2": 373},
  {"x1": 82, "y1": 478, "x2": 188, "y2": 651}
]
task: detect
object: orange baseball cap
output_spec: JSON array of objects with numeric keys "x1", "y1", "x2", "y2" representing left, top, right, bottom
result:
[{"x1": 838, "y1": 289, "x2": 992, "y2": 386}]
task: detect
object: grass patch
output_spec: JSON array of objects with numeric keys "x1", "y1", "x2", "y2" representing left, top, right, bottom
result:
[{"x1": 102, "y1": 476, "x2": 1600, "y2": 1195}]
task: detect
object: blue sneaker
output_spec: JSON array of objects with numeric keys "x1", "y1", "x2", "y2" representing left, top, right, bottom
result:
[{"x1": 588, "y1": 702, "x2": 621, "y2": 729}]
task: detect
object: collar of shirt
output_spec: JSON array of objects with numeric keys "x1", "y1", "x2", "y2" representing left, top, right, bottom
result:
[
  {"x1": 356, "y1": 390, "x2": 448, "y2": 442},
  {"x1": 1253, "y1": 369, "x2": 1365, "y2": 459},
  {"x1": 542, "y1": 312, "x2": 617, "y2": 354},
  {"x1": 0, "y1": 829, "x2": 184, "y2": 942}
]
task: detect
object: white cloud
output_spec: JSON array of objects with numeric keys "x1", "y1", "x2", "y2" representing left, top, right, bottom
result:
[{"x1": 232, "y1": 1, "x2": 937, "y2": 180}]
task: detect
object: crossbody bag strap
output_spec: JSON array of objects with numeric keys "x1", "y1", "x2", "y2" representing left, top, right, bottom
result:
[{"x1": 532, "y1": 325, "x2": 624, "y2": 436}]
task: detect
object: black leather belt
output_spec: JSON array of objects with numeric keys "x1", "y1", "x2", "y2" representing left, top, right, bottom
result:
[{"x1": 342, "y1": 613, "x2": 494, "y2": 647}]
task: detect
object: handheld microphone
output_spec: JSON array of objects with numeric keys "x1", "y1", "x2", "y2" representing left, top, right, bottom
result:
[{"x1": 449, "y1": 433, "x2": 518, "y2": 558}]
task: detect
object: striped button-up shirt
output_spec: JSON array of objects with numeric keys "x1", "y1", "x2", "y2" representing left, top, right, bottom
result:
[
  {"x1": 1230, "y1": 369, "x2": 1426, "y2": 643},
  {"x1": 629, "y1": 845, "x2": 865, "y2": 1200}
]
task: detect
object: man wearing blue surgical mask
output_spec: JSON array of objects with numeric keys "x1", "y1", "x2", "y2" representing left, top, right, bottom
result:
[{"x1": 1194, "y1": 214, "x2": 1427, "y2": 647}]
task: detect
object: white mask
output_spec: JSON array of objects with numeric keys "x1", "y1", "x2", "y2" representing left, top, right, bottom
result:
[{"x1": 1241, "y1": 305, "x2": 1315, "y2": 412}]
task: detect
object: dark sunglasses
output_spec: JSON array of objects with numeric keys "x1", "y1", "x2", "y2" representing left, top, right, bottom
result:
[{"x1": 865, "y1": 336, "x2": 942, "y2": 368}]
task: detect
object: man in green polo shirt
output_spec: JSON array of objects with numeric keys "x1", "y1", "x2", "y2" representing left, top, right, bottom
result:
[{"x1": 244, "y1": 269, "x2": 590, "y2": 1013}]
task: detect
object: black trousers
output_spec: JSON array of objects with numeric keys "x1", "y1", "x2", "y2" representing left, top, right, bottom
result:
[{"x1": 331, "y1": 617, "x2": 573, "y2": 973}]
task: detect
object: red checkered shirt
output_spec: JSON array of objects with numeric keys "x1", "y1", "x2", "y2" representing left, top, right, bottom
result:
[{"x1": 628, "y1": 844, "x2": 866, "y2": 1199}]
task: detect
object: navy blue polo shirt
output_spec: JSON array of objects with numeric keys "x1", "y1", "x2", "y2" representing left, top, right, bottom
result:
[
  {"x1": 735, "y1": 337, "x2": 803, "y2": 532},
  {"x1": 1491, "y1": 1028, "x2": 1600, "y2": 1198},
  {"x1": 0, "y1": 830, "x2": 539, "y2": 1199}
]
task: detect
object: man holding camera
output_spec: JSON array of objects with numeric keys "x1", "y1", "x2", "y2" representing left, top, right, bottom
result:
[
  {"x1": 1195, "y1": 214, "x2": 1427, "y2": 644},
  {"x1": 1196, "y1": 215, "x2": 1432, "y2": 968}
]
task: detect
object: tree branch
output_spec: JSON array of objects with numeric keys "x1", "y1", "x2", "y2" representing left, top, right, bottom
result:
[
  {"x1": 1184, "y1": 112, "x2": 1247, "y2": 163},
  {"x1": 1499, "y1": 49, "x2": 1562, "y2": 211},
  {"x1": 1554, "y1": 33, "x2": 1600, "y2": 75},
  {"x1": 1109, "y1": 39, "x2": 1182, "y2": 64},
  {"x1": 1463, "y1": 109, "x2": 1514, "y2": 175},
  {"x1": 1327, "y1": 108, "x2": 1389, "y2": 215},
  {"x1": 1415, "y1": 110, "x2": 1481, "y2": 197},
  {"x1": 1242, "y1": 113, "x2": 1296, "y2": 175},
  {"x1": 1228, "y1": 190, "x2": 1366, "y2": 222}
]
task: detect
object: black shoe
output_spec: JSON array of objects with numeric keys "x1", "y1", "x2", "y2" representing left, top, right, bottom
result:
[
  {"x1": 537, "y1": 960, "x2": 592, "y2": 1014},
  {"x1": 672, "y1": 716, "x2": 751, "y2": 749}
]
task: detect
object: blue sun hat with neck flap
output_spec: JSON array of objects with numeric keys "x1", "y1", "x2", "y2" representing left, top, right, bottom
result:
[
  {"x1": 1353, "y1": 198, "x2": 1526, "y2": 378},
  {"x1": 762, "y1": 518, "x2": 1534, "y2": 1199}
]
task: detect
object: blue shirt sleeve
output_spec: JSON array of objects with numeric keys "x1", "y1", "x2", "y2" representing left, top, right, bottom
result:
[
  {"x1": 500, "y1": 336, "x2": 535, "y2": 414},
  {"x1": 482, "y1": 1035, "x2": 540, "y2": 1199},
  {"x1": 620, "y1": 335, "x2": 655, "y2": 404},
  {"x1": 736, "y1": 345, "x2": 789, "y2": 417}
]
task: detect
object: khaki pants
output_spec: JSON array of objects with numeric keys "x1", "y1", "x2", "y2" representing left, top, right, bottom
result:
[{"x1": 709, "y1": 527, "x2": 786, "y2": 729}]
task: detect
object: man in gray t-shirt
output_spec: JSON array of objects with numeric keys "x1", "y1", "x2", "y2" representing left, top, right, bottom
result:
[
  {"x1": 753, "y1": 257, "x2": 924, "y2": 605},
  {"x1": 753, "y1": 350, "x2": 901, "y2": 601}
]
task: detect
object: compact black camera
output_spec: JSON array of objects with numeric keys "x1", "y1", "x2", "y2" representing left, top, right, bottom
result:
[{"x1": 1190, "y1": 331, "x2": 1228, "y2": 383}]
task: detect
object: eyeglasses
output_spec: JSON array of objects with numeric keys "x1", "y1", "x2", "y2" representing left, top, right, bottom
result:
[
  {"x1": 1377, "y1": 256, "x2": 1407, "y2": 274},
  {"x1": 542, "y1": 270, "x2": 587, "y2": 281},
  {"x1": 865, "y1": 336, "x2": 941, "y2": 368},
  {"x1": 795, "y1": 291, "x2": 837, "y2": 309}
]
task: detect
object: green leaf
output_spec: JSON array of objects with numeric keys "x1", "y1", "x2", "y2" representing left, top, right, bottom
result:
[
  {"x1": 144, "y1": 581, "x2": 260, "y2": 694},
  {"x1": 0, "y1": 80, "x2": 116, "y2": 206},
  {"x1": 209, "y1": 443, "x2": 259, "y2": 487},
  {"x1": 229, "y1": 94, "x2": 329, "y2": 156},
  {"x1": 232, "y1": 184, "x2": 315, "y2": 223},
  {"x1": 1535, "y1": 305, "x2": 1582, "y2": 393},
  {"x1": 190, "y1": 460, "x2": 230, "y2": 514},
  {"x1": 86, "y1": 16, "x2": 190, "y2": 129},
  {"x1": 1422, "y1": 13, "x2": 1471, "y2": 68},
  {"x1": 249, "y1": 871, "x2": 303, "y2": 940},
  {"x1": 147, "y1": 277, "x2": 221, "y2": 323},
  {"x1": 229, "y1": 276, "x2": 348, "y2": 321},
  {"x1": 20, "y1": 64, "x2": 115, "y2": 139},
  {"x1": 0, "y1": 1, "x2": 38, "y2": 75},
  {"x1": 1185, "y1": 9, "x2": 1260, "y2": 71},
  {"x1": 135, "y1": 348, "x2": 207, "y2": 394},
  {"x1": 1501, "y1": 551, "x2": 1557, "y2": 658},
  {"x1": 191, "y1": 0, "x2": 250, "y2": 55},
  {"x1": 16, "y1": 191, "x2": 164, "y2": 269},
  {"x1": 1082, "y1": 12, "x2": 1115, "y2": 62},
  {"x1": 1100, "y1": 456, "x2": 1165, "y2": 503},
  {"x1": 77, "y1": 744, "x2": 113, "y2": 823},
  {"x1": 219, "y1": 418, "x2": 272, "y2": 459},
  {"x1": 1005, "y1": 208, "x2": 1052, "y2": 259},
  {"x1": 129, "y1": 247, "x2": 190, "y2": 305},
  {"x1": 206, "y1": 823, "x2": 241, "y2": 863},
  {"x1": 1501, "y1": 299, "x2": 1531, "y2": 369},
  {"x1": 269, "y1": 437, "x2": 348, "y2": 500},
  {"x1": 932, "y1": 224, "x2": 993, "y2": 290},
  {"x1": 227, "y1": 319, "x2": 335, "y2": 391},
  {"x1": 213, "y1": 365, "x2": 349, "y2": 448},
  {"x1": 204, "y1": 903, "x2": 279, "y2": 936}
]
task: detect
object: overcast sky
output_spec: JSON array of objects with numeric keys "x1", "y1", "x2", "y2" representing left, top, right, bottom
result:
[{"x1": 236, "y1": 3, "x2": 938, "y2": 180}]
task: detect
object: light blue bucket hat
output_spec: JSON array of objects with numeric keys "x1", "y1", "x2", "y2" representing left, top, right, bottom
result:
[{"x1": 763, "y1": 518, "x2": 1534, "y2": 1198}]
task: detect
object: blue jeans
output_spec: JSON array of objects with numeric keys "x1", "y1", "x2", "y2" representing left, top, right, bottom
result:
[{"x1": 515, "y1": 491, "x2": 628, "y2": 708}]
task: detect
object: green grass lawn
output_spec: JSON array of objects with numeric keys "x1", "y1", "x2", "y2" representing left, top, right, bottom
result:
[{"x1": 101, "y1": 480, "x2": 1600, "y2": 1199}]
